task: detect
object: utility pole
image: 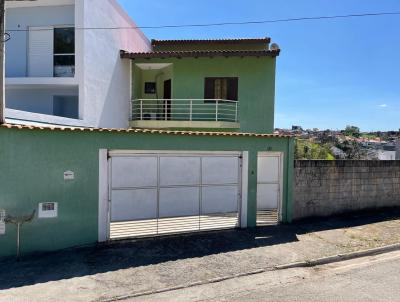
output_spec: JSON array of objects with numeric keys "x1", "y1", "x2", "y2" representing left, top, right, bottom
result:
[{"x1": 0, "y1": 0, "x2": 5, "y2": 125}]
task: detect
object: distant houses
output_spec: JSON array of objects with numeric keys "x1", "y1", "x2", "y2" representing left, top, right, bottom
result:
[{"x1": 276, "y1": 126, "x2": 400, "y2": 160}]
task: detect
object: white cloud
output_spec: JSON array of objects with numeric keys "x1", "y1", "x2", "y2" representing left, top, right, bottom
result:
[{"x1": 379, "y1": 104, "x2": 388, "y2": 108}]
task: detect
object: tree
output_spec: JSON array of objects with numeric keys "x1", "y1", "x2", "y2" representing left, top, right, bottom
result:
[
  {"x1": 337, "y1": 140, "x2": 364, "y2": 159},
  {"x1": 295, "y1": 139, "x2": 335, "y2": 160},
  {"x1": 344, "y1": 125, "x2": 360, "y2": 138}
]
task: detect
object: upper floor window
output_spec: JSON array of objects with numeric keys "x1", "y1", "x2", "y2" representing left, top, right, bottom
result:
[
  {"x1": 204, "y1": 77, "x2": 238, "y2": 102},
  {"x1": 54, "y1": 27, "x2": 75, "y2": 77}
]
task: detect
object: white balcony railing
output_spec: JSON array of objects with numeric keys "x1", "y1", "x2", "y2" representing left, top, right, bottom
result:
[{"x1": 131, "y1": 99, "x2": 239, "y2": 123}]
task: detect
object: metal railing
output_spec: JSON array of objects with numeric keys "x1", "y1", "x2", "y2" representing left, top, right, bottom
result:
[{"x1": 131, "y1": 99, "x2": 239, "y2": 123}]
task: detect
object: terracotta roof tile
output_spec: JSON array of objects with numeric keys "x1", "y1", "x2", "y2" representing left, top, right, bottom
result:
[
  {"x1": 120, "y1": 49, "x2": 280, "y2": 59},
  {"x1": 0, "y1": 123, "x2": 292, "y2": 138},
  {"x1": 151, "y1": 38, "x2": 271, "y2": 45}
]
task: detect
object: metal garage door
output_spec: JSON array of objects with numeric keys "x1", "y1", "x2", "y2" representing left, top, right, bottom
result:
[
  {"x1": 108, "y1": 151, "x2": 242, "y2": 239},
  {"x1": 256, "y1": 152, "x2": 283, "y2": 226}
]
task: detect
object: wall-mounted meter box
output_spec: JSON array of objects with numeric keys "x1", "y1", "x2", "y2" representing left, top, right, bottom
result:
[
  {"x1": 38, "y1": 202, "x2": 58, "y2": 218},
  {"x1": 0, "y1": 209, "x2": 6, "y2": 235}
]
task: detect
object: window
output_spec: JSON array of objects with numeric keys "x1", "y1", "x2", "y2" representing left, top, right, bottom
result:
[
  {"x1": 204, "y1": 77, "x2": 238, "y2": 102},
  {"x1": 145, "y1": 82, "x2": 157, "y2": 94},
  {"x1": 54, "y1": 28, "x2": 75, "y2": 77}
]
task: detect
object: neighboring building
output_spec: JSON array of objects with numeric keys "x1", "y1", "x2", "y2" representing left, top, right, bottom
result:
[
  {"x1": 5, "y1": 0, "x2": 150, "y2": 128},
  {"x1": 330, "y1": 146, "x2": 346, "y2": 159},
  {"x1": 0, "y1": 2, "x2": 294, "y2": 258},
  {"x1": 377, "y1": 150, "x2": 396, "y2": 160}
]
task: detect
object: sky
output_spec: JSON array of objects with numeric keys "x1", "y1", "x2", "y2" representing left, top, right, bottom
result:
[{"x1": 118, "y1": 0, "x2": 400, "y2": 131}]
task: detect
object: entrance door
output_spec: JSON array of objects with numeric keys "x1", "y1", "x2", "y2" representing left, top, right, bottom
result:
[
  {"x1": 163, "y1": 79, "x2": 172, "y2": 120},
  {"x1": 256, "y1": 152, "x2": 283, "y2": 226},
  {"x1": 107, "y1": 151, "x2": 242, "y2": 240}
]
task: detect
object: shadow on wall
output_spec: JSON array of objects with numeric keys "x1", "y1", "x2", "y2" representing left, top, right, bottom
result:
[
  {"x1": 0, "y1": 207, "x2": 400, "y2": 290},
  {"x1": 97, "y1": 53, "x2": 131, "y2": 129}
]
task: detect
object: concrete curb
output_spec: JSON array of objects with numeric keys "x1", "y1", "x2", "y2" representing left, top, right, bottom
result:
[
  {"x1": 99, "y1": 243, "x2": 400, "y2": 302},
  {"x1": 275, "y1": 243, "x2": 400, "y2": 270}
]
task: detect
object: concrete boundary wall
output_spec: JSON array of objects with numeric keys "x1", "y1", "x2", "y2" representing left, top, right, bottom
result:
[{"x1": 293, "y1": 160, "x2": 400, "y2": 220}]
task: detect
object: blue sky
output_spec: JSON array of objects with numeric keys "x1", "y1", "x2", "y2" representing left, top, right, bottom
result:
[{"x1": 118, "y1": 0, "x2": 400, "y2": 131}]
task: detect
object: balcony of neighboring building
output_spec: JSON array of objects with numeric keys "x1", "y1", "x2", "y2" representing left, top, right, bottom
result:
[{"x1": 5, "y1": 0, "x2": 77, "y2": 85}]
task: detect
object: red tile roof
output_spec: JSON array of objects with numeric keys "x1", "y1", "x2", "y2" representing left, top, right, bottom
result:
[
  {"x1": 0, "y1": 123, "x2": 292, "y2": 138},
  {"x1": 151, "y1": 37, "x2": 271, "y2": 45},
  {"x1": 120, "y1": 49, "x2": 280, "y2": 59}
]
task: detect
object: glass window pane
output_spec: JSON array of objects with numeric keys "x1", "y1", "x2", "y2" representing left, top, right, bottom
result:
[
  {"x1": 54, "y1": 55, "x2": 75, "y2": 77},
  {"x1": 54, "y1": 28, "x2": 75, "y2": 54}
]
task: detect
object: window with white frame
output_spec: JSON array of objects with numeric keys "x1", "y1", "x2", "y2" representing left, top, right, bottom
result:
[{"x1": 53, "y1": 27, "x2": 75, "y2": 77}]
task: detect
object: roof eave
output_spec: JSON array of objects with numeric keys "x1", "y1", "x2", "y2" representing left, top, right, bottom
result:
[
  {"x1": 1, "y1": 123, "x2": 292, "y2": 138},
  {"x1": 150, "y1": 37, "x2": 271, "y2": 46},
  {"x1": 120, "y1": 49, "x2": 280, "y2": 60}
]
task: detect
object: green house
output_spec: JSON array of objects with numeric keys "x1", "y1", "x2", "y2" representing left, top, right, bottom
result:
[
  {"x1": 0, "y1": 37, "x2": 293, "y2": 258},
  {"x1": 124, "y1": 38, "x2": 278, "y2": 133}
]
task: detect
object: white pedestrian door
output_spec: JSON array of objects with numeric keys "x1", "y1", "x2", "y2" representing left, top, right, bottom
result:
[
  {"x1": 108, "y1": 151, "x2": 242, "y2": 239},
  {"x1": 256, "y1": 152, "x2": 282, "y2": 226}
]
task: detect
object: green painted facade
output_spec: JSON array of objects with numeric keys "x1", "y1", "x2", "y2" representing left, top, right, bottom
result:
[
  {"x1": 132, "y1": 56, "x2": 277, "y2": 133},
  {"x1": 0, "y1": 127, "x2": 294, "y2": 258}
]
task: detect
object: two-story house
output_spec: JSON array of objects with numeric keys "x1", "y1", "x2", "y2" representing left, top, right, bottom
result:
[
  {"x1": 0, "y1": 1, "x2": 294, "y2": 258},
  {"x1": 122, "y1": 38, "x2": 279, "y2": 133},
  {"x1": 5, "y1": 0, "x2": 150, "y2": 127}
]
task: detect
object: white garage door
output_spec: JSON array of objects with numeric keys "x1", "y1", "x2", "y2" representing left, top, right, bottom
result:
[
  {"x1": 257, "y1": 152, "x2": 283, "y2": 226},
  {"x1": 108, "y1": 151, "x2": 242, "y2": 239}
]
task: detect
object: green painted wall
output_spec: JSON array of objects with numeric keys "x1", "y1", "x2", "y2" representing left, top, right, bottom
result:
[
  {"x1": 132, "y1": 56, "x2": 276, "y2": 133},
  {"x1": 0, "y1": 128, "x2": 293, "y2": 258}
]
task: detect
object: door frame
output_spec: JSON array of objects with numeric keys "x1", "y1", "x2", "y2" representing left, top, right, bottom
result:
[
  {"x1": 256, "y1": 152, "x2": 284, "y2": 222},
  {"x1": 163, "y1": 79, "x2": 172, "y2": 120},
  {"x1": 98, "y1": 149, "x2": 249, "y2": 242}
]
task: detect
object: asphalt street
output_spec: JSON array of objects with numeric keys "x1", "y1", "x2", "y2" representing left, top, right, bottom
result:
[{"x1": 132, "y1": 250, "x2": 400, "y2": 302}]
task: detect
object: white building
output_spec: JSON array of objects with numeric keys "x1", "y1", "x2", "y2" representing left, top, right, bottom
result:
[
  {"x1": 396, "y1": 140, "x2": 400, "y2": 160},
  {"x1": 377, "y1": 150, "x2": 396, "y2": 161},
  {"x1": 5, "y1": 0, "x2": 151, "y2": 128}
]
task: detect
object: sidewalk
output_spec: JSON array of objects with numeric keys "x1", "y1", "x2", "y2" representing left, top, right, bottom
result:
[{"x1": 1, "y1": 209, "x2": 400, "y2": 302}]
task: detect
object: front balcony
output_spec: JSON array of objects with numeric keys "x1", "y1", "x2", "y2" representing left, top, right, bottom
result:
[{"x1": 130, "y1": 99, "x2": 240, "y2": 129}]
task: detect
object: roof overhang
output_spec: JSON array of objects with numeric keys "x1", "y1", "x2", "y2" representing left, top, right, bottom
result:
[
  {"x1": 120, "y1": 49, "x2": 280, "y2": 60},
  {"x1": 0, "y1": 123, "x2": 292, "y2": 138},
  {"x1": 151, "y1": 37, "x2": 271, "y2": 46}
]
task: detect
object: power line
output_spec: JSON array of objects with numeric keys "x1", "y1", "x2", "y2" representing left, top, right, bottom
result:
[{"x1": 5, "y1": 11, "x2": 400, "y2": 32}]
